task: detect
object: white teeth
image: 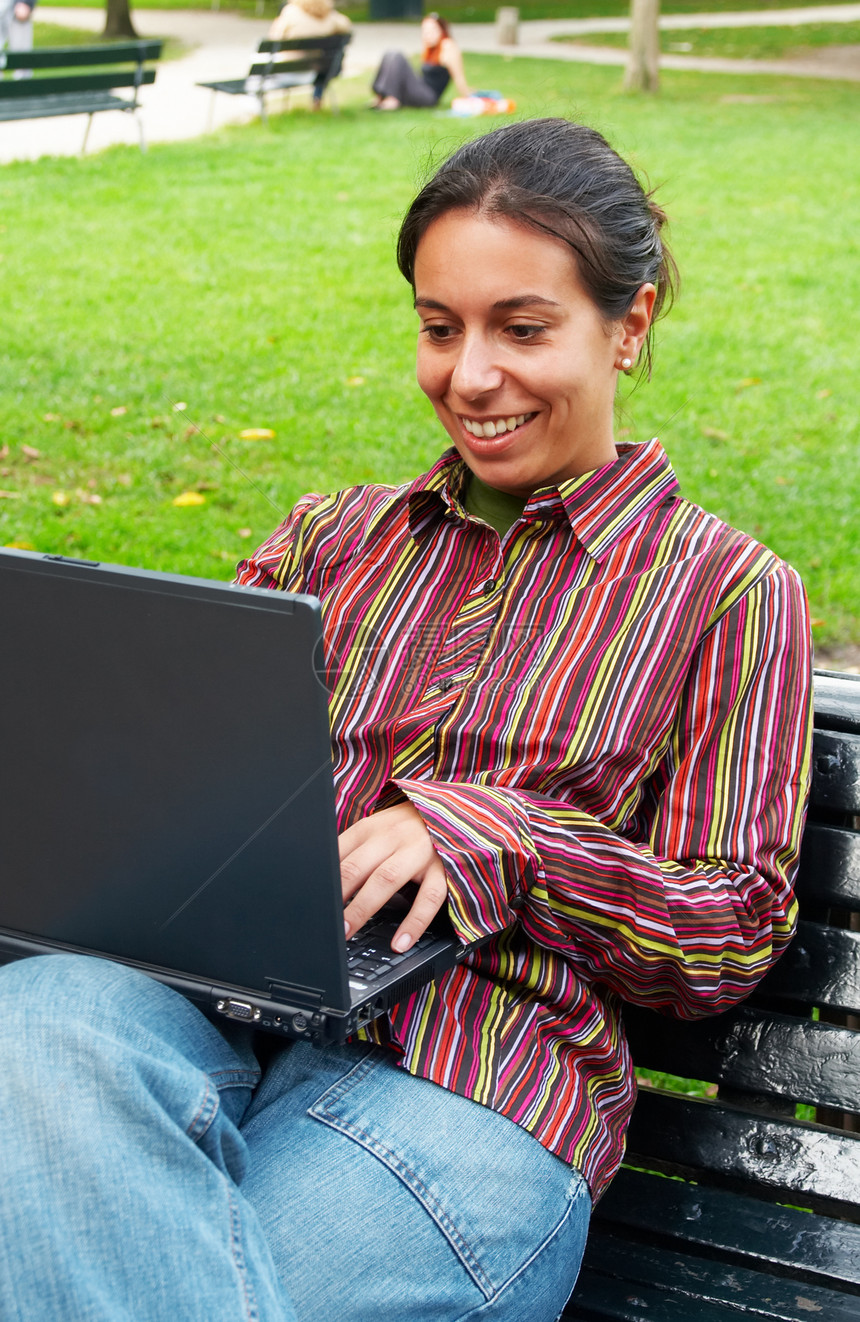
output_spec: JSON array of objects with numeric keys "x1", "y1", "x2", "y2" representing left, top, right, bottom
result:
[{"x1": 463, "y1": 413, "x2": 529, "y2": 438}]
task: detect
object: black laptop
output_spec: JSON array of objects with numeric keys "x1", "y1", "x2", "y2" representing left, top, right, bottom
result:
[{"x1": 0, "y1": 547, "x2": 474, "y2": 1043}]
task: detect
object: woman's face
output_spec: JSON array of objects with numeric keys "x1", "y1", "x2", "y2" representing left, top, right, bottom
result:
[
  {"x1": 414, "y1": 210, "x2": 653, "y2": 497},
  {"x1": 421, "y1": 16, "x2": 444, "y2": 46}
]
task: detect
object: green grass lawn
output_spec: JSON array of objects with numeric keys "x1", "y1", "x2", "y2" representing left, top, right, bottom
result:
[
  {"x1": 1, "y1": 55, "x2": 858, "y2": 647},
  {"x1": 33, "y1": 20, "x2": 190, "y2": 57},
  {"x1": 559, "y1": 21, "x2": 860, "y2": 61}
]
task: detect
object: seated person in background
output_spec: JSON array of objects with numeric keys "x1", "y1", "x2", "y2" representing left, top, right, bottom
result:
[
  {"x1": 267, "y1": 0, "x2": 352, "y2": 107},
  {"x1": 370, "y1": 12, "x2": 470, "y2": 110}
]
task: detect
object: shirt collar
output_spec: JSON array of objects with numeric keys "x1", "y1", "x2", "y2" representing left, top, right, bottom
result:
[{"x1": 406, "y1": 440, "x2": 679, "y2": 561}]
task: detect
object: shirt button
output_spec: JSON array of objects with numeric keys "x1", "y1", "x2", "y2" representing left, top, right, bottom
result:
[{"x1": 483, "y1": 579, "x2": 497, "y2": 595}]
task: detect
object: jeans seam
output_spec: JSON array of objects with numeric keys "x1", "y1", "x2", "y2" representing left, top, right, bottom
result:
[
  {"x1": 450, "y1": 1174, "x2": 589, "y2": 1320},
  {"x1": 313, "y1": 1104, "x2": 496, "y2": 1298},
  {"x1": 311, "y1": 1053, "x2": 494, "y2": 1298},
  {"x1": 227, "y1": 1183, "x2": 260, "y2": 1322},
  {"x1": 185, "y1": 1075, "x2": 219, "y2": 1142}
]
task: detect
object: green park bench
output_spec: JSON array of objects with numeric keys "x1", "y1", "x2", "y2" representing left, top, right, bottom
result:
[
  {"x1": 566, "y1": 669, "x2": 860, "y2": 1321},
  {"x1": 0, "y1": 40, "x2": 163, "y2": 153},
  {"x1": 197, "y1": 33, "x2": 352, "y2": 127}
]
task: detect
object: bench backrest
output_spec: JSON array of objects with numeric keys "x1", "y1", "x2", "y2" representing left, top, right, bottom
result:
[
  {"x1": 621, "y1": 670, "x2": 860, "y2": 1224},
  {"x1": 0, "y1": 41, "x2": 162, "y2": 99},
  {"x1": 249, "y1": 34, "x2": 351, "y2": 80}
]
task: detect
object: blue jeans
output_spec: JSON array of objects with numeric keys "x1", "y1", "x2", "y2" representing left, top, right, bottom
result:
[{"x1": 0, "y1": 954, "x2": 590, "y2": 1321}]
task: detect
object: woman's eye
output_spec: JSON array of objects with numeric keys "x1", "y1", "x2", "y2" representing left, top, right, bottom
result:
[
  {"x1": 508, "y1": 324, "x2": 543, "y2": 341},
  {"x1": 422, "y1": 325, "x2": 457, "y2": 342}
]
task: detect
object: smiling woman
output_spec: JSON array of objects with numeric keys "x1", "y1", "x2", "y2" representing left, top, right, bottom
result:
[
  {"x1": 411, "y1": 211, "x2": 655, "y2": 494},
  {"x1": 0, "y1": 119, "x2": 813, "y2": 1322}
]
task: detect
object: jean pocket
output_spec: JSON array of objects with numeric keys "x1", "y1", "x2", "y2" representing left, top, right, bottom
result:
[{"x1": 308, "y1": 1050, "x2": 587, "y2": 1302}]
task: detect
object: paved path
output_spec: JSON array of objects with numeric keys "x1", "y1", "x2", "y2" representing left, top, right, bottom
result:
[{"x1": 2, "y1": 4, "x2": 859, "y2": 161}]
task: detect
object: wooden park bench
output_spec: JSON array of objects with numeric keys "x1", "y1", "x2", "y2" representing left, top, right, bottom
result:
[
  {"x1": 566, "y1": 668, "x2": 860, "y2": 1321},
  {"x1": 0, "y1": 40, "x2": 162, "y2": 153},
  {"x1": 197, "y1": 34, "x2": 352, "y2": 127}
]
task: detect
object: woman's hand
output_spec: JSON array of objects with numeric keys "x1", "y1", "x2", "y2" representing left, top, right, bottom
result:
[{"x1": 339, "y1": 803, "x2": 448, "y2": 953}]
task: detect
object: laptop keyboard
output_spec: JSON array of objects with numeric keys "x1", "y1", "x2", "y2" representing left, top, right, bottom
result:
[{"x1": 346, "y1": 919, "x2": 438, "y2": 989}]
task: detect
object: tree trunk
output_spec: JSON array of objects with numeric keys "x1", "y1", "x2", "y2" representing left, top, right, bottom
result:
[
  {"x1": 102, "y1": 0, "x2": 139, "y2": 40},
  {"x1": 624, "y1": 0, "x2": 660, "y2": 94}
]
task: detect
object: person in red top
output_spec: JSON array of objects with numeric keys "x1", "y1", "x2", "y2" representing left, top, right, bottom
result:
[
  {"x1": 0, "y1": 119, "x2": 811, "y2": 1321},
  {"x1": 370, "y1": 12, "x2": 471, "y2": 110}
]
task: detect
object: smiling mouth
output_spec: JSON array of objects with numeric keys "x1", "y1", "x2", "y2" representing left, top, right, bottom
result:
[{"x1": 461, "y1": 413, "x2": 536, "y2": 439}]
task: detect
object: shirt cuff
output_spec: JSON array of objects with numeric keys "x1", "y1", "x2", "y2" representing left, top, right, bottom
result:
[{"x1": 387, "y1": 778, "x2": 540, "y2": 944}]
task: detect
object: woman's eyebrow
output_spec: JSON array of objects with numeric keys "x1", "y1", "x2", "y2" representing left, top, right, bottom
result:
[{"x1": 413, "y1": 294, "x2": 562, "y2": 311}]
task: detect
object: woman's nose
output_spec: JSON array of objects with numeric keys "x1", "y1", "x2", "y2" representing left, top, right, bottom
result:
[{"x1": 450, "y1": 334, "x2": 504, "y2": 399}]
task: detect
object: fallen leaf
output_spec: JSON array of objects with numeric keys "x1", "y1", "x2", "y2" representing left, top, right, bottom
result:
[
  {"x1": 52, "y1": 491, "x2": 70, "y2": 507},
  {"x1": 238, "y1": 428, "x2": 275, "y2": 441},
  {"x1": 346, "y1": 376, "x2": 365, "y2": 387},
  {"x1": 810, "y1": 618, "x2": 826, "y2": 629},
  {"x1": 172, "y1": 491, "x2": 206, "y2": 507},
  {"x1": 182, "y1": 425, "x2": 197, "y2": 441},
  {"x1": 110, "y1": 406, "x2": 128, "y2": 417},
  {"x1": 0, "y1": 445, "x2": 8, "y2": 460},
  {"x1": 0, "y1": 490, "x2": 22, "y2": 500},
  {"x1": 701, "y1": 426, "x2": 729, "y2": 442},
  {"x1": 21, "y1": 444, "x2": 41, "y2": 460},
  {"x1": 43, "y1": 413, "x2": 60, "y2": 422},
  {"x1": 237, "y1": 527, "x2": 253, "y2": 539},
  {"x1": 816, "y1": 388, "x2": 832, "y2": 400},
  {"x1": 736, "y1": 376, "x2": 762, "y2": 392},
  {"x1": 74, "y1": 489, "x2": 103, "y2": 505},
  {"x1": 5, "y1": 539, "x2": 35, "y2": 550},
  {"x1": 775, "y1": 476, "x2": 793, "y2": 486}
]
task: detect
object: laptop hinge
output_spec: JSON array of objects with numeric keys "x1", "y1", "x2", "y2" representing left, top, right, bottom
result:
[{"x1": 265, "y1": 979, "x2": 325, "y2": 1009}]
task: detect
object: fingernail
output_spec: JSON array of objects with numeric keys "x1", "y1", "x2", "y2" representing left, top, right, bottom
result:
[
  {"x1": 393, "y1": 932, "x2": 413, "y2": 953},
  {"x1": 344, "y1": 919, "x2": 351, "y2": 937}
]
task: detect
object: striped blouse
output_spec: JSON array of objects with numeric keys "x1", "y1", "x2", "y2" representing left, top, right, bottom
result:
[{"x1": 235, "y1": 437, "x2": 813, "y2": 1202}]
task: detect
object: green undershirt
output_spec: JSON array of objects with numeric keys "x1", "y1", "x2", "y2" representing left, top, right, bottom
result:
[{"x1": 463, "y1": 473, "x2": 526, "y2": 536}]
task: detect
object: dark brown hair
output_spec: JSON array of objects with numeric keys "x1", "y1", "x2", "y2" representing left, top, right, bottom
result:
[{"x1": 397, "y1": 118, "x2": 677, "y2": 376}]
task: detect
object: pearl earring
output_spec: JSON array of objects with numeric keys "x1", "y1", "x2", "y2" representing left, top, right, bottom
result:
[{"x1": 620, "y1": 357, "x2": 633, "y2": 371}]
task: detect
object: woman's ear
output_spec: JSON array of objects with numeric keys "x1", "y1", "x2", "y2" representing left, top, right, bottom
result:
[{"x1": 617, "y1": 282, "x2": 657, "y2": 368}]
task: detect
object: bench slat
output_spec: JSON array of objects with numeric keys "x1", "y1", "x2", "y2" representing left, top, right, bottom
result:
[
  {"x1": 258, "y1": 35, "x2": 350, "y2": 52},
  {"x1": 0, "y1": 41, "x2": 161, "y2": 70},
  {"x1": 247, "y1": 60, "x2": 323, "y2": 77},
  {"x1": 573, "y1": 1233, "x2": 860, "y2": 1321},
  {"x1": 756, "y1": 920, "x2": 860, "y2": 1015},
  {"x1": 797, "y1": 822, "x2": 860, "y2": 909},
  {"x1": 624, "y1": 1004, "x2": 860, "y2": 1114},
  {"x1": 593, "y1": 1167, "x2": 860, "y2": 1291},
  {"x1": 813, "y1": 672, "x2": 860, "y2": 735},
  {"x1": 0, "y1": 70, "x2": 155, "y2": 100},
  {"x1": 810, "y1": 730, "x2": 860, "y2": 814},
  {"x1": 569, "y1": 1269, "x2": 741, "y2": 1321},
  {"x1": 0, "y1": 92, "x2": 138, "y2": 120},
  {"x1": 625, "y1": 1090, "x2": 860, "y2": 1216}
]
